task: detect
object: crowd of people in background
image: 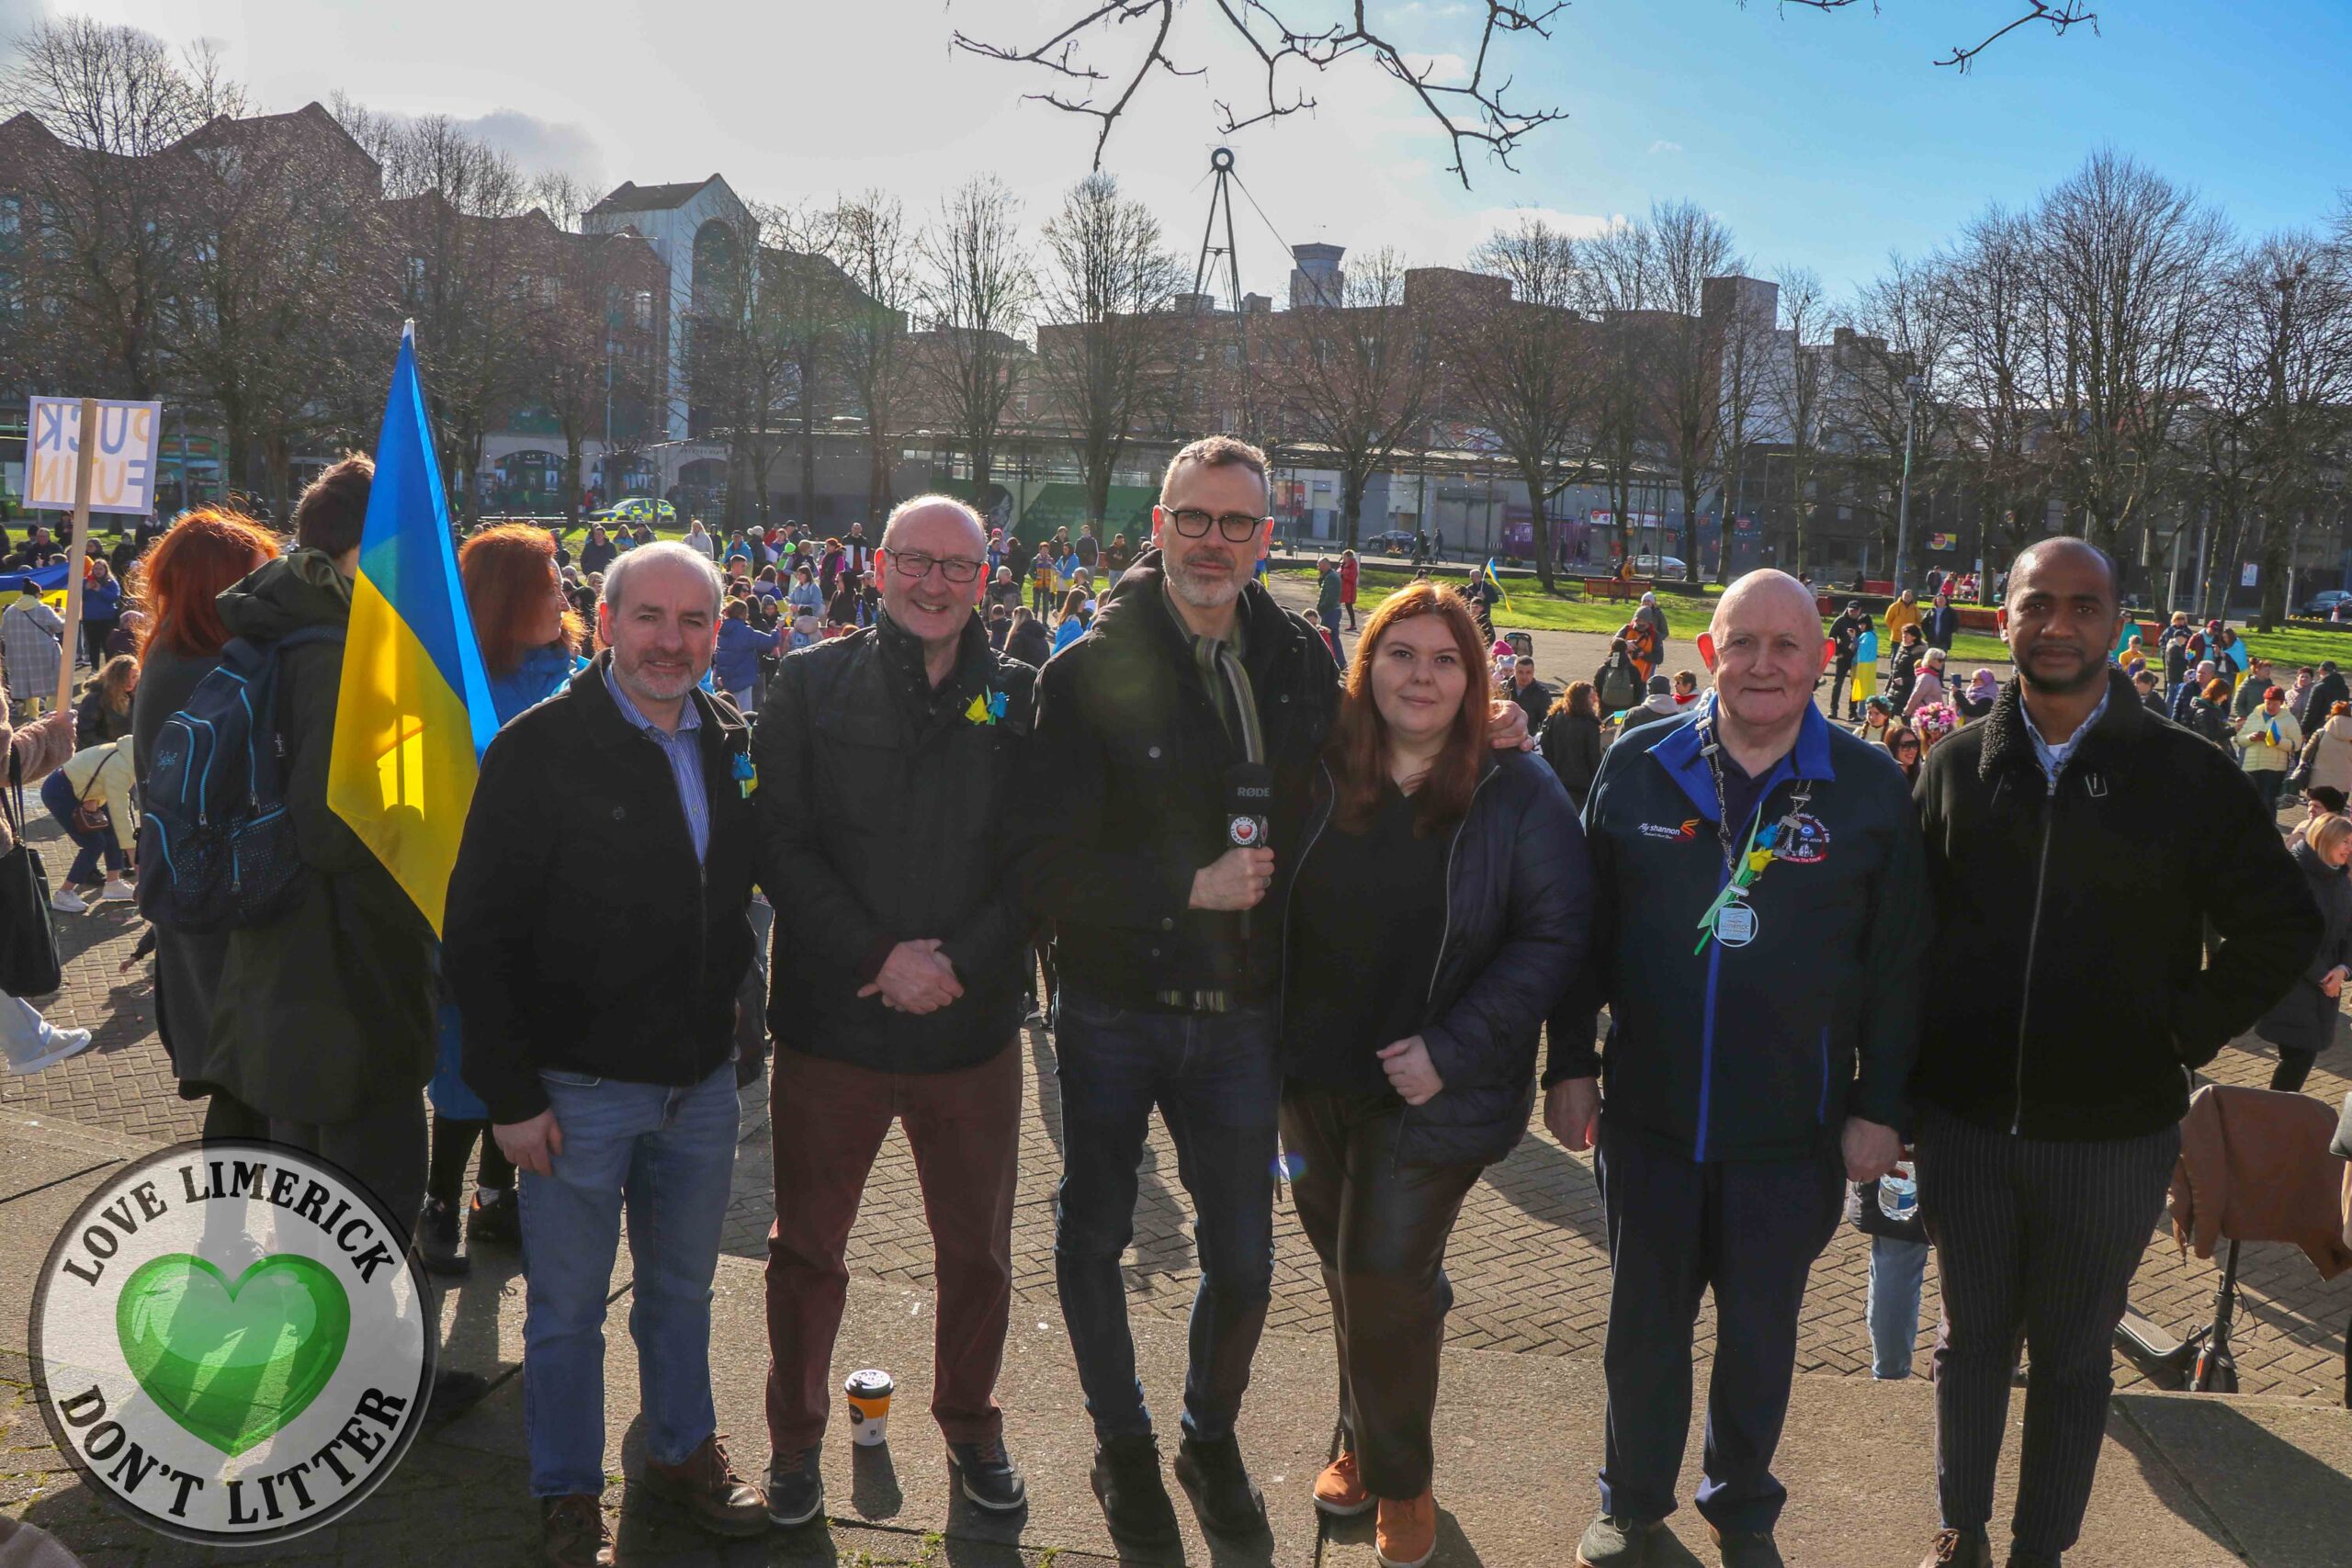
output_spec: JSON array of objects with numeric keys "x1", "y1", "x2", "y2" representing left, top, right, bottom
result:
[{"x1": 3, "y1": 453, "x2": 2346, "y2": 1568}]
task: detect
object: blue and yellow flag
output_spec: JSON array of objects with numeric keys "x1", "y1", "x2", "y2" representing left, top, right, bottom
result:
[
  {"x1": 1482, "y1": 558, "x2": 1510, "y2": 609},
  {"x1": 327, "y1": 322, "x2": 498, "y2": 935}
]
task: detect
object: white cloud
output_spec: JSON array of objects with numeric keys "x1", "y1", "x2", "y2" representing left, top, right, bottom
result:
[
  {"x1": 1648, "y1": 139, "x2": 1683, "y2": 155},
  {"x1": 459, "y1": 108, "x2": 604, "y2": 184}
]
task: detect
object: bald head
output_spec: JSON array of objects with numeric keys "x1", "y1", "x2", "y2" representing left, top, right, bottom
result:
[
  {"x1": 1711, "y1": 570, "x2": 1818, "y2": 641},
  {"x1": 2007, "y1": 536, "x2": 2118, "y2": 614},
  {"x1": 881, "y1": 494, "x2": 988, "y2": 555}
]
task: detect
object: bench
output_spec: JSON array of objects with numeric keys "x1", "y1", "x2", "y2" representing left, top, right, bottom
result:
[{"x1": 1584, "y1": 577, "x2": 1655, "y2": 602}]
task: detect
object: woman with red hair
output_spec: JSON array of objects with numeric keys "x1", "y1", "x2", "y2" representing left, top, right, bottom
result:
[
  {"x1": 1279, "y1": 581, "x2": 1590, "y2": 1565},
  {"x1": 129, "y1": 508, "x2": 283, "y2": 1104},
  {"x1": 415, "y1": 523, "x2": 582, "y2": 1273}
]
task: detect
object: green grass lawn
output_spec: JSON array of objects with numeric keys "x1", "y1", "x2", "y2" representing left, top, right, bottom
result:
[{"x1": 1278, "y1": 564, "x2": 2017, "y2": 662}]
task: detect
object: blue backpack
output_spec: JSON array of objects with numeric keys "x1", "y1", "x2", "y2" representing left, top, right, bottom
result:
[{"x1": 136, "y1": 626, "x2": 345, "y2": 932}]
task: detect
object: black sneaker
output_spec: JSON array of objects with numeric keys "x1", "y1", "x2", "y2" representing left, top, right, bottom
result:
[
  {"x1": 1091, "y1": 1433, "x2": 1179, "y2": 1547},
  {"x1": 766, "y1": 1446, "x2": 824, "y2": 1529},
  {"x1": 415, "y1": 1198, "x2": 467, "y2": 1277},
  {"x1": 1172, "y1": 1433, "x2": 1265, "y2": 1538},
  {"x1": 469, "y1": 1187, "x2": 521, "y2": 1248},
  {"x1": 948, "y1": 1438, "x2": 1028, "y2": 1513}
]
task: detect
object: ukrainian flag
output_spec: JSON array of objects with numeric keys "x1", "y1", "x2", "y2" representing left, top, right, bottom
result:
[
  {"x1": 327, "y1": 322, "x2": 498, "y2": 935},
  {"x1": 1483, "y1": 558, "x2": 1510, "y2": 609}
]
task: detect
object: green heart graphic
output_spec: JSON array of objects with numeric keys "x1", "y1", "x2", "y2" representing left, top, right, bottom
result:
[{"x1": 116, "y1": 1254, "x2": 351, "y2": 1457}]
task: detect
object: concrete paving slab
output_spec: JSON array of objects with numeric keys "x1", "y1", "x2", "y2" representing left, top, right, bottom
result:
[
  {"x1": 2112, "y1": 1391, "x2": 2352, "y2": 1568},
  {"x1": 0, "y1": 1168, "x2": 118, "y2": 1350}
]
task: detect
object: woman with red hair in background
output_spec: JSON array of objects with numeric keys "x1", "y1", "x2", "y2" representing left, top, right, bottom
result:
[
  {"x1": 129, "y1": 509, "x2": 283, "y2": 1109},
  {"x1": 415, "y1": 523, "x2": 582, "y2": 1274},
  {"x1": 1278, "y1": 581, "x2": 1590, "y2": 1566}
]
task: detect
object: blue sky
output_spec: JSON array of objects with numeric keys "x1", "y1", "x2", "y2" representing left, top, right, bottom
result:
[{"x1": 31, "y1": 0, "x2": 2352, "y2": 307}]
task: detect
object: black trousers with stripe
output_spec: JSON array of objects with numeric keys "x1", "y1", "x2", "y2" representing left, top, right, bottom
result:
[{"x1": 1915, "y1": 1105, "x2": 2178, "y2": 1560}]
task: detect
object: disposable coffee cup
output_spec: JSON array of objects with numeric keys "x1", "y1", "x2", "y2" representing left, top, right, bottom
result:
[{"x1": 845, "y1": 1369, "x2": 894, "y2": 1447}]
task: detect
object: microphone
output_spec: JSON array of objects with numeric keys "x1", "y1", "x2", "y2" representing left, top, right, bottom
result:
[{"x1": 1224, "y1": 762, "x2": 1273, "y2": 938}]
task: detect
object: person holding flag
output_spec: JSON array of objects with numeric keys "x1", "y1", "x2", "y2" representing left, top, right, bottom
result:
[{"x1": 2235, "y1": 683, "x2": 2303, "y2": 815}]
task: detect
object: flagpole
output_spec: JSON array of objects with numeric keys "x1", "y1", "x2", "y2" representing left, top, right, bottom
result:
[{"x1": 52, "y1": 395, "x2": 97, "y2": 715}]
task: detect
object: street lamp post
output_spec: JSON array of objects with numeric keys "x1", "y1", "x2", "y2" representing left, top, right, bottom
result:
[{"x1": 1893, "y1": 373, "x2": 1924, "y2": 592}]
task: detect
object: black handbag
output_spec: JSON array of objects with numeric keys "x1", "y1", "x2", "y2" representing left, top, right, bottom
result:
[{"x1": 0, "y1": 765, "x2": 63, "y2": 998}]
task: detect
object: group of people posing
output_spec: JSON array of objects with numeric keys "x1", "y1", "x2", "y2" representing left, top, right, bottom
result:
[{"x1": 100, "y1": 434, "x2": 2324, "y2": 1568}]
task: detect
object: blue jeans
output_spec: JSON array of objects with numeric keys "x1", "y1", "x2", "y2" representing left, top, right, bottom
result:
[
  {"x1": 1052, "y1": 989, "x2": 1280, "y2": 1443},
  {"x1": 520, "y1": 1062, "x2": 740, "y2": 1497},
  {"x1": 1868, "y1": 1235, "x2": 1930, "y2": 1379},
  {"x1": 40, "y1": 771, "x2": 123, "y2": 886}
]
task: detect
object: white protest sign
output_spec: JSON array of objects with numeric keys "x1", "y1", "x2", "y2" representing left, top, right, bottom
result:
[{"x1": 26, "y1": 396, "x2": 164, "y2": 515}]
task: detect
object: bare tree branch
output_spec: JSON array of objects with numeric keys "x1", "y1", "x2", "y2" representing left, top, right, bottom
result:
[{"x1": 1767, "y1": 0, "x2": 2098, "y2": 73}]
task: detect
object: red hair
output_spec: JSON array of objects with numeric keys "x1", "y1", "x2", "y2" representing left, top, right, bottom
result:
[
  {"x1": 134, "y1": 509, "x2": 283, "y2": 660},
  {"x1": 1327, "y1": 581, "x2": 1489, "y2": 836},
  {"x1": 460, "y1": 525, "x2": 581, "y2": 676}
]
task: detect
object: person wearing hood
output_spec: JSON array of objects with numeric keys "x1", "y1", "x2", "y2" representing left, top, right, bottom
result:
[
  {"x1": 1634, "y1": 589, "x2": 1668, "y2": 644},
  {"x1": 200, "y1": 456, "x2": 447, "y2": 1269},
  {"x1": 2256, "y1": 811, "x2": 2352, "y2": 1093},
  {"x1": 1616, "y1": 675, "x2": 1686, "y2": 745},
  {"x1": 1954, "y1": 668, "x2": 2000, "y2": 723}
]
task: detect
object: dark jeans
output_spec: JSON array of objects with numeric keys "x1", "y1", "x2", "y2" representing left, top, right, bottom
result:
[
  {"x1": 764, "y1": 1043, "x2": 1021, "y2": 1452},
  {"x1": 2250, "y1": 768, "x2": 2287, "y2": 814},
  {"x1": 1829, "y1": 660, "x2": 1855, "y2": 717},
  {"x1": 2272, "y1": 1046, "x2": 2319, "y2": 1093},
  {"x1": 427, "y1": 1114, "x2": 516, "y2": 1206},
  {"x1": 1053, "y1": 988, "x2": 1280, "y2": 1443},
  {"x1": 40, "y1": 771, "x2": 123, "y2": 886},
  {"x1": 1282, "y1": 1081, "x2": 1481, "y2": 1499},
  {"x1": 1594, "y1": 1122, "x2": 1843, "y2": 1534},
  {"x1": 1917, "y1": 1106, "x2": 2178, "y2": 1561}
]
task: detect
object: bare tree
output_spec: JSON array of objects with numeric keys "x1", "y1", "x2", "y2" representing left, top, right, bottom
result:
[
  {"x1": 162, "y1": 106, "x2": 385, "y2": 508},
  {"x1": 2201, "y1": 235, "x2": 2352, "y2": 628},
  {"x1": 0, "y1": 18, "x2": 243, "y2": 398},
  {"x1": 527, "y1": 178, "x2": 662, "y2": 523},
  {"x1": 1767, "y1": 266, "x2": 1836, "y2": 573},
  {"x1": 916, "y1": 175, "x2": 1035, "y2": 501},
  {"x1": 1938, "y1": 207, "x2": 2051, "y2": 570},
  {"x1": 758, "y1": 203, "x2": 854, "y2": 530},
  {"x1": 1265, "y1": 249, "x2": 1435, "y2": 550},
  {"x1": 339, "y1": 104, "x2": 546, "y2": 518},
  {"x1": 678, "y1": 209, "x2": 808, "y2": 531},
  {"x1": 1642, "y1": 201, "x2": 1743, "y2": 583},
  {"x1": 1841, "y1": 252, "x2": 1954, "y2": 581},
  {"x1": 1578, "y1": 219, "x2": 1658, "y2": 568},
  {"x1": 1454, "y1": 216, "x2": 1593, "y2": 591},
  {"x1": 952, "y1": 3, "x2": 2091, "y2": 188},
  {"x1": 2033, "y1": 150, "x2": 2229, "y2": 555},
  {"x1": 833, "y1": 189, "x2": 917, "y2": 516},
  {"x1": 1036, "y1": 173, "x2": 1182, "y2": 531}
]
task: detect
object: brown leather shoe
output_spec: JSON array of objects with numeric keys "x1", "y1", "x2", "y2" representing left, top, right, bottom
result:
[
  {"x1": 1312, "y1": 1449, "x2": 1373, "y2": 1517},
  {"x1": 1919, "y1": 1529, "x2": 1994, "y2": 1568},
  {"x1": 1375, "y1": 1489, "x2": 1438, "y2": 1568},
  {"x1": 642, "y1": 1434, "x2": 767, "y2": 1538},
  {"x1": 541, "y1": 1494, "x2": 616, "y2": 1568}
]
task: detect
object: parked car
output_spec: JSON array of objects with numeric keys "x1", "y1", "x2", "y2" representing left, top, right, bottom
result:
[
  {"x1": 1367, "y1": 530, "x2": 1418, "y2": 557},
  {"x1": 1632, "y1": 554, "x2": 1689, "y2": 578},
  {"x1": 585, "y1": 497, "x2": 676, "y2": 525},
  {"x1": 2298, "y1": 589, "x2": 2352, "y2": 619}
]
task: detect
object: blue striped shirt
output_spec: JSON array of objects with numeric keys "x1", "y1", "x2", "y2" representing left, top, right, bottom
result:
[{"x1": 602, "y1": 666, "x2": 708, "y2": 863}]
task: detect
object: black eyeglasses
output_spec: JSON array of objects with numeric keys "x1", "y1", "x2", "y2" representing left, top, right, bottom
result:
[
  {"x1": 1164, "y1": 507, "x2": 1267, "y2": 544},
  {"x1": 884, "y1": 548, "x2": 984, "y2": 585}
]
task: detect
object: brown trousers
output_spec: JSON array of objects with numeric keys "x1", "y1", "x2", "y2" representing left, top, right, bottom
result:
[{"x1": 763, "y1": 1042, "x2": 1022, "y2": 1453}]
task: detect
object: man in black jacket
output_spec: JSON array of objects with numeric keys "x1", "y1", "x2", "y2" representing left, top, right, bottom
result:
[
  {"x1": 1909, "y1": 538, "x2": 2319, "y2": 1568},
  {"x1": 752, "y1": 497, "x2": 1037, "y2": 1525},
  {"x1": 1546, "y1": 570, "x2": 1926, "y2": 1568},
  {"x1": 1018, "y1": 436, "x2": 1337, "y2": 1545},
  {"x1": 449, "y1": 544, "x2": 766, "y2": 1568},
  {"x1": 1826, "y1": 601, "x2": 1864, "y2": 718},
  {"x1": 2299, "y1": 659, "x2": 2346, "y2": 730}
]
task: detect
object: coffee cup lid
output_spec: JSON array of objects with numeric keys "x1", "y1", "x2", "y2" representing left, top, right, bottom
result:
[{"x1": 845, "y1": 1368, "x2": 894, "y2": 1395}]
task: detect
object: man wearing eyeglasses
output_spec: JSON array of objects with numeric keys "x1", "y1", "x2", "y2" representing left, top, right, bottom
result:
[
  {"x1": 751, "y1": 494, "x2": 1041, "y2": 1526},
  {"x1": 1019, "y1": 435, "x2": 1532, "y2": 1548}
]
